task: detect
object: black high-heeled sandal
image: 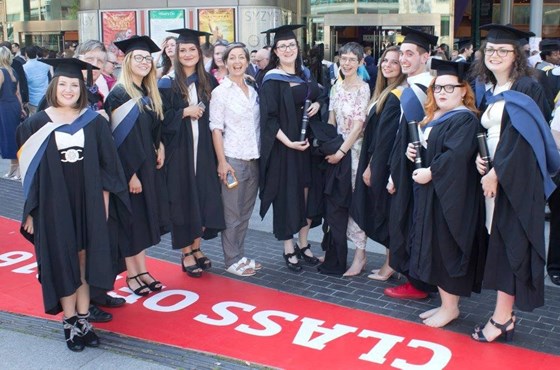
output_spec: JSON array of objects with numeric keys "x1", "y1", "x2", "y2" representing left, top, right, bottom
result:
[
  {"x1": 192, "y1": 248, "x2": 212, "y2": 270},
  {"x1": 295, "y1": 243, "x2": 320, "y2": 266},
  {"x1": 283, "y1": 252, "x2": 302, "y2": 272},
  {"x1": 137, "y1": 272, "x2": 162, "y2": 291},
  {"x1": 126, "y1": 275, "x2": 150, "y2": 296},
  {"x1": 472, "y1": 316, "x2": 515, "y2": 343},
  {"x1": 181, "y1": 251, "x2": 202, "y2": 278}
]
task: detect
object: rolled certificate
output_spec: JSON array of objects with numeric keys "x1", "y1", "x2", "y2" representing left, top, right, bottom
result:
[
  {"x1": 407, "y1": 120, "x2": 422, "y2": 169},
  {"x1": 300, "y1": 100, "x2": 312, "y2": 141},
  {"x1": 477, "y1": 132, "x2": 492, "y2": 173}
]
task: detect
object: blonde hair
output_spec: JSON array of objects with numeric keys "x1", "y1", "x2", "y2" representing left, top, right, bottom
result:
[
  {"x1": 369, "y1": 46, "x2": 407, "y2": 115},
  {"x1": 0, "y1": 46, "x2": 13, "y2": 68},
  {"x1": 117, "y1": 51, "x2": 164, "y2": 120}
]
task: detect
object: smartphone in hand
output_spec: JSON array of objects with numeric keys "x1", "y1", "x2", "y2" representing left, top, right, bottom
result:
[{"x1": 226, "y1": 171, "x2": 238, "y2": 189}]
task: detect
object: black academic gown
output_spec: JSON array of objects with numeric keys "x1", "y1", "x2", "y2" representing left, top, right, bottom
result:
[
  {"x1": 259, "y1": 78, "x2": 323, "y2": 240},
  {"x1": 409, "y1": 111, "x2": 486, "y2": 297},
  {"x1": 158, "y1": 74, "x2": 225, "y2": 248},
  {"x1": 350, "y1": 92, "x2": 401, "y2": 246},
  {"x1": 17, "y1": 111, "x2": 128, "y2": 315},
  {"x1": 484, "y1": 76, "x2": 551, "y2": 311},
  {"x1": 105, "y1": 85, "x2": 163, "y2": 257}
]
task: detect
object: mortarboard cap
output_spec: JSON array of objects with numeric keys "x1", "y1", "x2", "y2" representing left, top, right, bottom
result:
[
  {"x1": 261, "y1": 24, "x2": 305, "y2": 45},
  {"x1": 401, "y1": 26, "x2": 438, "y2": 52},
  {"x1": 479, "y1": 24, "x2": 533, "y2": 45},
  {"x1": 40, "y1": 58, "x2": 98, "y2": 86},
  {"x1": 540, "y1": 39, "x2": 560, "y2": 52},
  {"x1": 114, "y1": 35, "x2": 160, "y2": 55},
  {"x1": 166, "y1": 28, "x2": 212, "y2": 46},
  {"x1": 431, "y1": 59, "x2": 471, "y2": 81},
  {"x1": 457, "y1": 39, "x2": 472, "y2": 50}
]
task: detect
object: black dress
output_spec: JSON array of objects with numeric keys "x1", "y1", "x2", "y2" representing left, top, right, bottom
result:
[
  {"x1": 350, "y1": 91, "x2": 401, "y2": 246},
  {"x1": 17, "y1": 111, "x2": 128, "y2": 315},
  {"x1": 259, "y1": 76, "x2": 323, "y2": 241},
  {"x1": 105, "y1": 85, "x2": 163, "y2": 257},
  {"x1": 408, "y1": 111, "x2": 486, "y2": 297},
  {"x1": 158, "y1": 73, "x2": 225, "y2": 249}
]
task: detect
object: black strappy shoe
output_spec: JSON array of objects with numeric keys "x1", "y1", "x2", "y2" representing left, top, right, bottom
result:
[
  {"x1": 126, "y1": 274, "x2": 150, "y2": 296},
  {"x1": 192, "y1": 248, "x2": 212, "y2": 270},
  {"x1": 472, "y1": 316, "x2": 515, "y2": 343},
  {"x1": 181, "y1": 251, "x2": 202, "y2": 277},
  {"x1": 138, "y1": 272, "x2": 162, "y2": 291},
  {"x1": 295, "y1": 243, "x2": 320, "y2": 266},
  {"x1": 283, "y1": 252, "x2": 302, "y2": 272}
]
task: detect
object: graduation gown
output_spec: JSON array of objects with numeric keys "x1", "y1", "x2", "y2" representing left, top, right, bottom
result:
[
  {"x1": 258, "y1": 77, "x2": 323, "y2": 240},
  {"x1": 158, "y1": 73, "x2": 225, "y2": 248},
  {"x1": 484, "y1": 76, "x2": 557, "y2": 311},
  {"x1": 17, "y1": 111, "x2": 128, "y2": 315},
  {"x1": 105, "y1": 85, "x2": 163, "y2": 256},
  {"x1": 350, "y1": 91, "x2": 401, "y2": 246},
  {"x1": 409, "y1": 111, "x2": 486, "y2": 297}
]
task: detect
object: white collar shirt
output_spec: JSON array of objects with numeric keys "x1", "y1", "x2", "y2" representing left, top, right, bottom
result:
[{"x1": 209, "y1": 76, "x2": 260, "y2": 160}]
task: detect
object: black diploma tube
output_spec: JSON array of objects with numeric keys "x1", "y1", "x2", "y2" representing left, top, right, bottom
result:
[
  {"x1": 477, "y1": 132, "x2": 492, "y2": 174},
  {"x1": 300, "y1": 99, "x2": 312, "y2": 141},
  {"x1": 407, "y1": 120, "x2": 422, "y2": 169}
]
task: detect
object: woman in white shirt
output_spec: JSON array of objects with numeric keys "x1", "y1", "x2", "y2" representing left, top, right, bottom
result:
[{"x1": 211, "y1": 43, "x2": 262, "y2": 276}]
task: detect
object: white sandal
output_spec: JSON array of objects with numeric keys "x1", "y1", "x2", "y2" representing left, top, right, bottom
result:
[
  {"x1": 226, "y1": 259, "x2": 256, "y2": 277},
  {"x1": 239, "y1": 257, "x2": 262, "y2": 271}
]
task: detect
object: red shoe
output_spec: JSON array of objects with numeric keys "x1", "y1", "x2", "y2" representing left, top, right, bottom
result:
[{"x1": 384, "y1": 282, "x2": 428, "y2": 299}]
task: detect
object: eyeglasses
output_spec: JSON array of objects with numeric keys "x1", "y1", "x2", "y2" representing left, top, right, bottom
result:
[
  {"x1": 107, "y1": 61, "x2": 119, "y2": 67},
  {"x1": 133, "y1": 55, "x2": 154, "y2": 63},
  {"x1": 433, "y1": 84, "x2": 463, "y2": 93},
  {"x1": 276, "y1": 43, "x2": 298, "y2": 52},
  {"x1": 340, "y1": 57, "x2": 359, "y2": 64},
  {"x1": 484, "y1": 48, "x2": 515, "y2": 57}
]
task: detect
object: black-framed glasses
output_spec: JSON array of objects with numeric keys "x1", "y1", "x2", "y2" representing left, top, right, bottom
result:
[
  {"x1": 276, "y1": 43, "x2": 298, "y2": 52},
  {"x1": 433, "y1": 84, "x2": 463, "y2": 93},
  {"x1": 484, "y1": 48, "x2": 515, "y2": 57},
  {"x1": 133, "y1": 55, "x2": 154, "y2": 63}
]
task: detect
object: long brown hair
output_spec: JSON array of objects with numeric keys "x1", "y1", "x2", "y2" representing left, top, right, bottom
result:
[
  {"x1": 421, "y1": 77, "x2": 478, "y2": 126},
  {"x1": 469, "y1": 41, "x2": 534, "y2": 85},
  {"x1": 369, "y1": 46, "x2": 407, "y2": 115},
  {"x1": 172, "y1": 42, "x2": 212, "y2": 104}
]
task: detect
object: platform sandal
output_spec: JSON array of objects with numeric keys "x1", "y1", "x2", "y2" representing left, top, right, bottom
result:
[
  {"x1": 192, "y1": 248, "x2": 212, "y2": 270},
  {"x1": 181, "y1": 251, "x2": 202, "y2": 278}
]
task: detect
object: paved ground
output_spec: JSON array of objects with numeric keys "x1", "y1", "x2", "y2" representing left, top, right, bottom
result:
[{"x1": 1, "y1": 158, "x2": 559, "y2": 368}]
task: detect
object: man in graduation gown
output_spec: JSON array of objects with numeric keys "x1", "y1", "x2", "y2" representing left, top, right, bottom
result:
[{"x1": 385, "y1": 27, "x2": 438, "y2": 300}]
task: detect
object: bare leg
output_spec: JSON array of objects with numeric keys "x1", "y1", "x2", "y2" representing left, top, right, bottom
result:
[
  {"x1": 343, "y1": 248, "x2": 366, "y2": 277},
  {"x1": 423, "y1": 287, "x2": 460, "y2": 328},
  {"x1": 125, "y1": 251, "x2": 151, "y2": 294},
  {"x1": 284, "y1": 239, "x2": 298, "y2": 264},
  {"x1": 473, "y1": 291, "x2": 515, "y2": 341},
  {"x1": 76, "y1": 250, "x2": 90, "y2": 314}
]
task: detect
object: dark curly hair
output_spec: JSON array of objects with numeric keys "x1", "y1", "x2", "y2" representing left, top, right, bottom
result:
[{"x1": 469, "y1": 41, "x2": 534, "y2": 85}]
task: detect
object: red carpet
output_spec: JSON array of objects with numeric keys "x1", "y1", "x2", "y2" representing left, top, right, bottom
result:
[{"x1": 1, "y1": 216, "x2": 559, "y2": 369}]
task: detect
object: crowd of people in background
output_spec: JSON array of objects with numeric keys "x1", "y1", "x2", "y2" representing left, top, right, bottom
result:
[{"x1": 1, "y1": 22, "x2": 560, "y2": 352}]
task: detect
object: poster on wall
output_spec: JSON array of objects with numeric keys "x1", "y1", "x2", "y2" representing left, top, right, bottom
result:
[
  {"x1": 197, "y1": 8, "x2": 235, "y2": 44},
  {"x1": 149, "y1": 9, "x2": 186, "y2": 48},
  {"x1": 101, "y1": 11, "x2": 137, "y2": 58}
]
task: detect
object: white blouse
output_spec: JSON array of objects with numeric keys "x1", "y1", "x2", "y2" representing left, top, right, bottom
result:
[{"x1": 209, "y1": 77, "x2": 260, "y2": 161}]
